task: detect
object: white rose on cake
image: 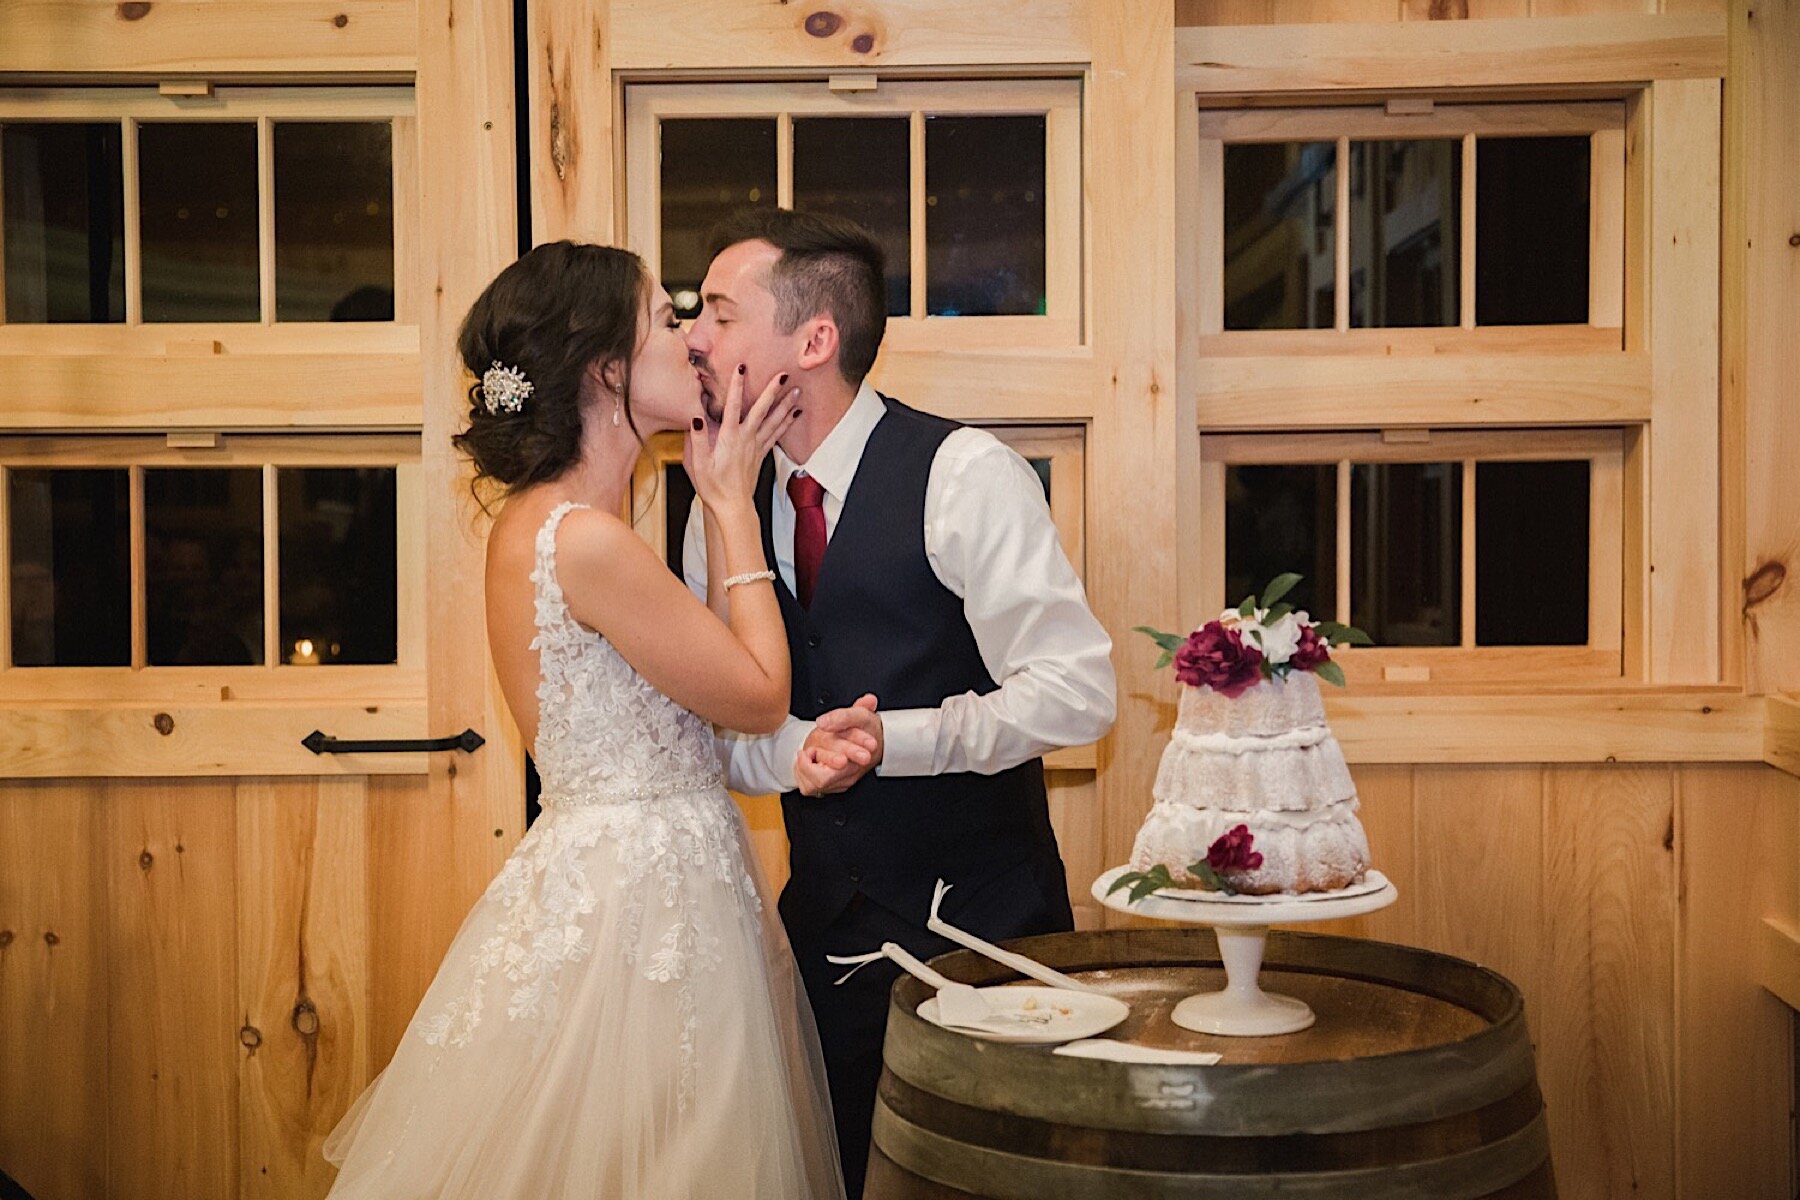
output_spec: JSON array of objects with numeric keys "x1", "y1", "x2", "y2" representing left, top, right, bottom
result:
[{"x1": 1219, "y1": 606, "x2": 1308, "y2": 667}]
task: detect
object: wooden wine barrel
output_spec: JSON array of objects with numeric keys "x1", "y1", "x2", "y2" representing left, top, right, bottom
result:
[{"x1": 867, "y1": 928, "x2": 1555, "y2": 1200}]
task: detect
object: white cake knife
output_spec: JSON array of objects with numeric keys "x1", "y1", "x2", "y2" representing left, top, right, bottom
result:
[{"x1": 927, "y1": 879, "x2": 1106, "y2": 995}]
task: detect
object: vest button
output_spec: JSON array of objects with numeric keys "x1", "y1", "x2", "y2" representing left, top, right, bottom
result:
[
  {"x1": 815, "y1": 695, "x2": 828, "y2": 708},
  {"x1": 848, "y1": 866, "x2": 863, "y2": 883},
  {"x1": 807, "y1": 634, "x2": 821, "y2": 649},
  {"x1": 833, "y1": 814, "x2": 847, "y2": 827}
]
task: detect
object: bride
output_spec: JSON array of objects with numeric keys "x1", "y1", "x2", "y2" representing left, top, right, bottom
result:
[{"x1": 323, "y1": 240, "x2": 844, "y2": 1198}]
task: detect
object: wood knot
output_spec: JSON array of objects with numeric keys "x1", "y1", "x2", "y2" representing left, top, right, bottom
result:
[
  {"x1": 0, "y1": 930, "x2": 11, "y2": 948},
  {"x1": 804, "y1": 10, "x2": 843, "y2": 37},
  {"x1": 44, "y1": 931, "x2": 59, "y2": 947},
  {"x1": 239, "y1": 1024, "x2": 263, "y2": 1051},
  {"x1": 332, "y1": 12, "x2": 348, "y2": 27},
  {"x1": 139, "y1": 849, "x2": 154, "y2": 871},
  {"x1": 153, "y1": 712, "x2": 174, "y2": 736},
  {"x1": 851, "y1": 32, "x2": 875, "y2": 53},
  {"x1": 292, "y1": 999, "x2": 320, "y2": 1037},
  {"x1": 1743, "y1": 559, "x2": 1786, "y2": 611},
  {"x1": 116, "y1": 2, "x2": 152, "y2": 20},
  {"x1": 1789, "y1": 233, "x2": 1800, "y2": 247}
]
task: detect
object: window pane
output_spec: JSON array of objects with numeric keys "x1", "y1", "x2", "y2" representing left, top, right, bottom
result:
[
  {"x1": 1349, "y1": 139, "x2": 1460, "y2": 328},
  {"x1": 139, "y1": 122, "x2": 261, "y2": 322},
  {"x1": 3, "y1": 123, "x2": 125, "y2": 323},
  {"x1": 1476, "y1": 136, "x2": 1589, "y2": 325},
  {"x1": 660, "y1": 118, "x2": 777, "y2": 319},
  {"x1": 1476, "y1": 460, "x2": 1589, "y2": 646},
  {"x1": 793, "y1": 117, "x2": 910, "y2": 316},
  {"x1": 925, "y1": 115, "x2": 1046, "y2": 317},
  {"x1": 274, "y1": 122, "x2": 395, "y2": 321},
  {"x1": 1351, "y1": 462, "x2": 1460, "y2": 645},
  {"x1": 1224, "y1": 141, "x2": 1335, "y2": 330},
  {"x1": 278, "y1": 468, "x2": 397, "y2": 664},
  {"x1": 8, "y1": 469, "x2": 131, "y2": 666},
  {"x1": 1225, "y1": 464, "x2": 1336, "y2": 620},
  {"x1": 1025, "y1": 457, "x2": 1052, "y2": 504},
  {"x1": 145, "y1": 468, "x2": 263, "y2": 664}
]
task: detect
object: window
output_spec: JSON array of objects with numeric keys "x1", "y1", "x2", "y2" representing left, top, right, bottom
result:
[
  {"x1": 1199, "y1": 429, "x2": 1625, "y2": 683},
  {"x1": 625, "y1": 80, "x2": 1081, "y2": 349},
  {"x1": 0, "y1": 87, "x2": 412, "y2": 328},
  {"x1": 0, "y1": 435, "x2": 421, "y2": 700},
  {"x1": 1197, "y1": 102, "x2": 1624, "y2": 350}
]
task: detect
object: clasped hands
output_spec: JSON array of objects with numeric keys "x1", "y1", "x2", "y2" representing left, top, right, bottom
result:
[{"x1": 794, "y1": 693, "x2": 883, "y2": 797}]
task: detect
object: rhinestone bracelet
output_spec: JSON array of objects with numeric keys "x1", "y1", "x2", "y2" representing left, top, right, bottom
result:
[{"x1": 723, "y1": 570, "x2": 777, "y2": 590}]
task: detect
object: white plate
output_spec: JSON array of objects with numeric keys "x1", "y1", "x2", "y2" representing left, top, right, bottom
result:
[
  {"x1": 1153, "y1": 872, "x2": 1390, "y2": 905},
  {"x1": 916, "y1": 985, "x2": 1130, "y2": 1045}
]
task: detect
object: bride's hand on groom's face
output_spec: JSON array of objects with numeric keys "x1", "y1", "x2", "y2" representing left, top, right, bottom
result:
[
  {"x1": 795, "y1": 694, "x2": 882, "y2": 797},
  {"x1": 683, "y1": 364, "x2": 800, "y2": 511}
]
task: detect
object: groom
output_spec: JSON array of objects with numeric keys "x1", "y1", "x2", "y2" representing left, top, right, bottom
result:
[{"x1": 681, "y1": 208, "x2": 1115, "y2": 1198}]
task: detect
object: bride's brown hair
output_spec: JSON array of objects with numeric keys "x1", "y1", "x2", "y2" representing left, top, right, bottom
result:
[{"x1": 453, "y1": 241, "x2": 649, "y2": 497}]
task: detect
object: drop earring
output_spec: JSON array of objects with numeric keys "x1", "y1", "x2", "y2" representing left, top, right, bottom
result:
[{"x1": 612, "y1": 399, "x2": 622, "y2": 427}]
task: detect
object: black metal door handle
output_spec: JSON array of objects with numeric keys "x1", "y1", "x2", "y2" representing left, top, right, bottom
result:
[{"x1": 301, "y1": 728, "x2": 486, "y2": 755}]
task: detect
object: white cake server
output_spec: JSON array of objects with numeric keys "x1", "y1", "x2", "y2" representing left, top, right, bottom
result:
[
  {"x1": 826, "y1": 941, "x2": 993, "y2": 1027},
  {"x1": 927, "y1": 879, "x2": 1106, "y2": 995}
]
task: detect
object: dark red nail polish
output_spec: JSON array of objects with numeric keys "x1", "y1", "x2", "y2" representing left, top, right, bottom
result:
[
  {"x1": 692, "y1": 417, "x2": 704, "y2": 430},
  {"x1": 777, "y1": 373, "x2": 788, "y2": 385},
  {"x1": 737, "y1": 363, "x2": 746, "y2": 375},
  {"x1": 793, "y1": 409, "x2": 803, "y2": 417}
]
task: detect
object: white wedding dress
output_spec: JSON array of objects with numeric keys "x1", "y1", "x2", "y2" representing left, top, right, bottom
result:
[{"x1": 323, "y1": 501, "x2": 844, "y2": 1199}]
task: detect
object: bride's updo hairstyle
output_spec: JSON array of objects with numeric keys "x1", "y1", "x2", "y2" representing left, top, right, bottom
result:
[{"x1": 453, "y1": 240, "x2": 649, "y2": 496}]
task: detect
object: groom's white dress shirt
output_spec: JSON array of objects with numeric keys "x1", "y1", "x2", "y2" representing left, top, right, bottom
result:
[{"x1": 682, "y1": 381, "x2": 1116, "y2": 795}]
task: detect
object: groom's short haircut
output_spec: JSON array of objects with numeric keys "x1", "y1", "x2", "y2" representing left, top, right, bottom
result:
[{"x1": 707, "y1": 208, "x2": 887, "y2": 385}]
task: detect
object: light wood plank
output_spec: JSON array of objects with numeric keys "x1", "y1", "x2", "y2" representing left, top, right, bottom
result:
[
  {"x1": 1326, "y1": 689, "x2": 1760, "y2": 763},
  {"x1": 868, "y1": 349, "x2": 1095, "y2": 423},
  {"x1": 238, "y1": 776, "x2": 370, "y2": 1200},
  {"x1": 527, "y1": 0, "x2": 617, "y2": 244},
  {"x1": 1758, "y1": 916, "x2": 1800, "y2": 1014},
  {"x1": 0, "y1": 2, "x2": 417, "y2": 74},
  {"x1": 1541, "y1": 765, "x2": 1676, "y2": 1200},
  {"x1": 1046, "y1": 770, "x2": 1104, "y2": 931},
  {"x1": 1676, "y1": 764, "x2": 1798, "y2": 1200},
  {"x1": 0, "y1": 781, "x2": 108, "y2": 1200},
  {"x1": 1194, "y1": 352, "x2": 1650, "y2": 428},
  {"x1": 0, "y1": 703, "x2": 431, "y2": 777},
  {"x1": 1645, "y1": 78, "x2": 1723, "y2": 684},
  {"x1": 1767, "y1": 695, "x2": 1800, "y2": 779},
  {"x1": 1309, "y1": 765, "x2": 1416, "y2": 944},
  {"x1": 1734, "y1": 0, "x2": 1800, "y2": 694},
  {"x1": 610, "y1": 0, "x2": 1091, "y2": 70},
  {"x1": 105, "y1": 777, "x2": 239, "y2": 1200},
  {"x1": 1176, "y1": 13, "x2": 1726, "y2": 93}
]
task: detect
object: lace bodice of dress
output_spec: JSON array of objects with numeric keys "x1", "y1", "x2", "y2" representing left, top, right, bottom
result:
[{"x1": 530, "y1": 501, "x2": 720, "y2": 805}]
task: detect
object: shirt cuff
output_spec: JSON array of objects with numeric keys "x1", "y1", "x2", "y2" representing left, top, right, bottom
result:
[{"x1": 874, "y1": 708, "x2": 940, "y2": 777}]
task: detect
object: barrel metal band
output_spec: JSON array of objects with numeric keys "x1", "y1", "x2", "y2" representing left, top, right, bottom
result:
[{"x1": 871, "y1": 1099, "x2": 1552, "y2": 1200}]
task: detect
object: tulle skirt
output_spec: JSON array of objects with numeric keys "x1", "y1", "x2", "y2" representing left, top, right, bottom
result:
[{"x1": 322, "y1": 786, "x2": 844, "y2": 1200}]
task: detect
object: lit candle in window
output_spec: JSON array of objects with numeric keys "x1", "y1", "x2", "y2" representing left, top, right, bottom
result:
[{"x1": 291, "y1": 638, "x2": 320, "y2": 666}]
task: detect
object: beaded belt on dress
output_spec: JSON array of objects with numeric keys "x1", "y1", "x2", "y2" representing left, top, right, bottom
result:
[{"x1": 538, "y1": 775, "x2": 723, "y2": 810}]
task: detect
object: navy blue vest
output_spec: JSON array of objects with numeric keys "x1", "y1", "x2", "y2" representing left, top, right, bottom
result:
[{"x1": 754, "y1": 397, "x2": 1062, "y2": 943}]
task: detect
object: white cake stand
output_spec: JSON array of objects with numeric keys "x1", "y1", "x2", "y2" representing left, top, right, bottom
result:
[{"x1": 1092, "y1": 865, "x2": 1397, "y2": 1037}]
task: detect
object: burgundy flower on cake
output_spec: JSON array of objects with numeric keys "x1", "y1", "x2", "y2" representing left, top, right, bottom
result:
[
  {"x1": 1173, "y1": 621, "x2": 1265, "y2": 698},
  {"x1": 1206, "y1": 824, "x2": 1264, "y2": 874},
  {"x1": 1289, "y1": 622, "x2": 1332, "y2": 672}
]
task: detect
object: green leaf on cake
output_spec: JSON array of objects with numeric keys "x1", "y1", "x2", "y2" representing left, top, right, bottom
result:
[
  {"x1": 1186, "y1": 860, "x2": 1237, "y2": 895},
  {"x1": 1259, "y1": 572, "x2": 1303, "y2": 609},
  {"x1": 1315, "y1": 621, "x2": 1374, "y2": 647},
  {"x1": 1133, "y1": 626, "x2": 1184, "y2": 670},
  {"x1": 1314, "y1": 659, "x2": 1347, "y2": 688},
  {"x1": 1263, "y1": 602, "x2": 1293, "y2": 624},
  {"x1": 1107, "y1": 864, "x2": 1176, "y2": 905},
  {"x1": 1238, "y1": 594, "x2": 1257, "y2": 618}
]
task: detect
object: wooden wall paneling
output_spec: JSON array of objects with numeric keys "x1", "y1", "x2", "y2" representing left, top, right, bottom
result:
[
  {"x1": 1046, "y1": 770, "x2": 1104, "y2": 931},
  {"x1": 1645, "y1": 77, "x2": 1723, "y2": 684},
  {"x1": 527, "y1": 0, "x2": 616, "y2": 244},
  {"x1": 1175, "y1": 13, "x2": 1726, "y2": 93},
  {"x1": 1086, "y1": 0, "x2": 1179, "y2": 887},
  {"x1": 1541, "y1": 765, "x2": 1677, "y2": 1200},
  {"x1": 608, "y1": 0, "x2": 1091, "y2": 71},
  {"x1": 237, "y1": 777, "x2": 370, "y2": 1200},
  {"x1": 1675, "y1": 764, "x2": 1799, "y2": 1200},
  {"x1": 1734, "y1": 0, "x2": 1800, "y2": 694},
  {"x1": 1411, "y1": 767, "x2": 1548, "y2": 1026},
  {"x1": 0, "y1": 781, "x2": 108, "y2": 1200},
  {"x1": 105, "y1": 778, "x2": 240, "y2": 1200},
  {"x1": 0, "y1": 2, "x2": 418, "y2": 75},
  {"x1": 407, "y1": 0, "x2": 522, "y2": 1068},
  {"x1": 1768, "y1": 695, "x2": 1800, "y2": 779}
]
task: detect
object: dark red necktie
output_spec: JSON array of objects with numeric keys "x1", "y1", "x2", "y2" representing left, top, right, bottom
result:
[{"x1": 787, "y1": 472, "x2": 827, "y2": 608}]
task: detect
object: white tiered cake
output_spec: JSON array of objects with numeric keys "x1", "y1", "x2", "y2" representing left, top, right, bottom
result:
[{"x1": 1129, "y1": 671, "x2": 1369, "y2": 895}]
